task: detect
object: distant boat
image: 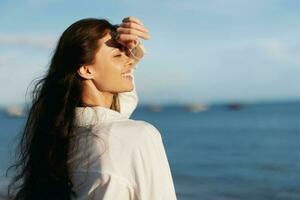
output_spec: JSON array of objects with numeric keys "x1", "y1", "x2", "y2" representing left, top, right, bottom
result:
[
  {"x1": 185, "y1": 104, "x2": 208, "y2": 113},
  {"x1": 5, "y1": 106, "x2": 25, "y2": 118},
  {"x1": 227, "y1": 103, "x2": 243, "y2": 110},
  {"x1": 147, "y1": 105, "x2": 164, "y2": 112}
]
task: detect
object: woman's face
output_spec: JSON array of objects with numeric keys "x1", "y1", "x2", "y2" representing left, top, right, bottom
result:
[{"x1": 87, "y1": 30, "x2": 135, "y2": 93}]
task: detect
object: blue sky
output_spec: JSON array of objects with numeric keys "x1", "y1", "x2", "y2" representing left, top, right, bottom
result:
[{"x1": 0, "y1": 0, "x2": 300, "y2": 106}]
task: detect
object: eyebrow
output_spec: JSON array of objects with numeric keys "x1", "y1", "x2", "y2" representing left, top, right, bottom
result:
[
  {"x1": 111, "y1": 44, "x2": 126, "y2": 54},
  {"x1": 111, "y1": 48, "x2": 119, "y2": 53},
  {"x1": 107, "y1": 39, "x2": 123, "y2": 53}
]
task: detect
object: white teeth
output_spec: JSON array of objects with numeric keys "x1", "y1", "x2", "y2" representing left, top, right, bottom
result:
[{"x1": 121, "y1": 72, "x2": 132, "y2": 78}]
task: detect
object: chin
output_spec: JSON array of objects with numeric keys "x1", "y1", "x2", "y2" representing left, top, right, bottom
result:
[
  {"x1": 125, "y1": 82, "x2": 134, "y2": 92},
  {"x1": 117, "y1": 85, "x2": 134, "y2": 93},
  {"x1": 123, "y1": 86, "x2": 134, "y2": 93}
]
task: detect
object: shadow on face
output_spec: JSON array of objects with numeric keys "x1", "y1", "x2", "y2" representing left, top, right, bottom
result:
[{"x1": 105, "y1": 31, "x2": 127, "y2": 52}]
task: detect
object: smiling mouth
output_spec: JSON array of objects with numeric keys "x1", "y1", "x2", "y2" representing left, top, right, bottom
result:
[{"x1": 121, "y1": 70, "x2": 133, "y2": 78}]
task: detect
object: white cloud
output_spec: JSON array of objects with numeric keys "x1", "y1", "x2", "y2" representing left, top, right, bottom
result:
[
  {"x1": 0, "y1": 34, "x2": 57, "y2": 50},
  {"x1": 201, "y1": 37, "x2": 300, "y2": 67}
]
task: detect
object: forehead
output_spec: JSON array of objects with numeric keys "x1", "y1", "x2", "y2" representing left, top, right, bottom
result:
[{"x1": 99, "y1": 30, "x2": 122, "y2": 50}]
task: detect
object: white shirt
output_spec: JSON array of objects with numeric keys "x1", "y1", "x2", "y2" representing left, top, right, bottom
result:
[{"x1": 68, "y1": 71, "x2": 177, "y2": 200}]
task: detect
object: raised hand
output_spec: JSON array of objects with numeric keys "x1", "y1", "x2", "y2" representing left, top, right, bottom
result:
[{"x1": 115, "y1": 16, "x2": 150, "y2": 49}]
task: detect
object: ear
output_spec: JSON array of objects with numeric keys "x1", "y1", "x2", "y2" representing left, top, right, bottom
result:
[{"x1": 77, "y1": 65, "x2": 94, "y2": 79}]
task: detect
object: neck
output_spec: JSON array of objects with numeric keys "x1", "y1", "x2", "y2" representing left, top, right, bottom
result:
[{"x1": 80, "y1": 80, "x2": 114, "y2": 108}]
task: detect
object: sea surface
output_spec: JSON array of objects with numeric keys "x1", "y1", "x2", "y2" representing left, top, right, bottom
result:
[{"x1": 0, "y1": 101, "x2": 300, "y2": 200}]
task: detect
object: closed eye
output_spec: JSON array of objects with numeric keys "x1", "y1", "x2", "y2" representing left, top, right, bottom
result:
[{"x1": 114, "y1": 54, "x2": 122, "y2": 57}]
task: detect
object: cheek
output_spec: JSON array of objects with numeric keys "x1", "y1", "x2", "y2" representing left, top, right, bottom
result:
[{"x1": 93, "y1": 62, "x2": 123, "y2": 90}]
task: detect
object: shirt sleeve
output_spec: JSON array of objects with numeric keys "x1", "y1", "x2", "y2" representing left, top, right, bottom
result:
[{"x1": 132, "y1": 123, "x2": 177, "y2": 200}]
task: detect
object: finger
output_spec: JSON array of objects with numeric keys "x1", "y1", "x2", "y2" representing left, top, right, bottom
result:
[
  {"x1": 126, "y1": 41, "x2": 137, "y2": 49},
  {"x1": 118, "y1": 34, "x2": 139, "y2": 43},
  {"x1": 122, "y1": 16, "x2": 144, "y2": 26},
  {"x1": 120, "y1": 22, "x2": 149, "y2": 33},
  {"x1": 117, "y1": 27, "x2": 150, "y2": 40}
]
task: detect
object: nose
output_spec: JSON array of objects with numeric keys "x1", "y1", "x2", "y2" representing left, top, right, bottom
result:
[
  {"x1": 124, "y1": 52, "x2": 135, "y2": 70},
  {"x1": 119, "y1": 46, "x2": 135, "y2": 70}
]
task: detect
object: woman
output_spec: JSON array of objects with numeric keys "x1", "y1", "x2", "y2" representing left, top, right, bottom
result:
[{"x1": 7, "y1": 16, "x2": 177, "y2": 200}]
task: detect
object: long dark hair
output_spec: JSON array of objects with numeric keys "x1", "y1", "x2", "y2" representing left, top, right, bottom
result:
[{"x1": 6, "y1": 18, "x2": 119, "y2": 200}]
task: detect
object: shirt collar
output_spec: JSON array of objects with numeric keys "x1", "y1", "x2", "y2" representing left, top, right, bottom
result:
[{"x1": 74, "y1": 106, "x2": 127, "y2": 127}]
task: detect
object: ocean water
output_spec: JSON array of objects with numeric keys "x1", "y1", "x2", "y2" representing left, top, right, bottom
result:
[{"x1": 1, "y1": 102, "x2": 300, "y2": 200}]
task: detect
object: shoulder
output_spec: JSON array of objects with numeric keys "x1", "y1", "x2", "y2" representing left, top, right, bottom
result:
[
  {"x1": 137, "y1": 121, "x2": 162, "y2": 143},
  {"x1": 85, "y1": 119, "x2": 162, "y2": 147},
  {"x1": 111, "y1": 119, "x2": 162, "y2": 143},
  {"x1": 69, "y1": 119, "x2": 159, "y2": 163}
]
